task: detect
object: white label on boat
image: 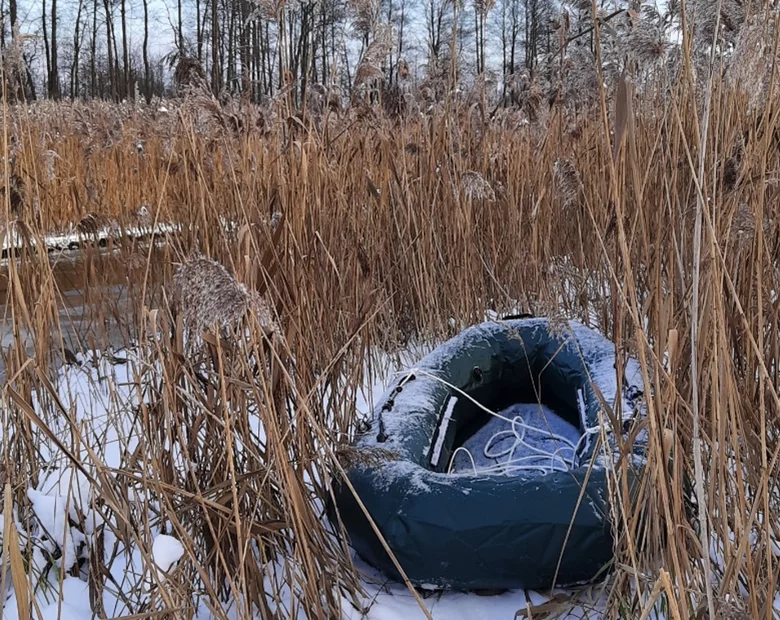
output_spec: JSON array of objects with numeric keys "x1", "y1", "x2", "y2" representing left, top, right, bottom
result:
[
  {"x1": 577, "y1": 388, "x2": 587, "y2": 429},
  {"x1": 577, "y1": 388, "x2": 589, "y2": 457},
  {"x1": 430, "y1": 396, "x2": 458, "y2": 468}
]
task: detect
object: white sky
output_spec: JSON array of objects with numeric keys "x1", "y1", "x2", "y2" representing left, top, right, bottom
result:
[
  {"x1": 19, "y1": 0, "x2": 503, "y2": 76},
  {"x1": 16, "y1": 0, "x2": 674, "y2": 89}
]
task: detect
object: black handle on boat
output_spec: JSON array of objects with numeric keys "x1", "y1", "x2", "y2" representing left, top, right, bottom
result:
[
  {"x1": 501, "y1": 312, "x2": 535, "y2": 320},
  {"x1": 376, "y1": 373, "x2": 416, "y2": 443},
  {"x1": 377, "y1": 393, "x2": 397, "y2": 443},
  {"x1": 377, "y1": 404, "x2": 389, "y2": 443}
]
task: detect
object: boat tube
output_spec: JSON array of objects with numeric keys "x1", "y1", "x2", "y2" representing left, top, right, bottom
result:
[{"x1": 330, "y1": 318, "x2": 648, "y2": 591}]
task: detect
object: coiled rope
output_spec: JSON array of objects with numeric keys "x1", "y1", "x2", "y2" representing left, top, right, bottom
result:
[{"x1": 395, "y1": 367, "x2": 608, "y2": 477}]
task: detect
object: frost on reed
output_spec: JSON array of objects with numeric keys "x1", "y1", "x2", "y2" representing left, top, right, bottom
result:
[
  {"x1": 173, "y1": 55, "x2": 210, "y2": 96},
  {"x1": 173, "y1": 255, "x2": 279, "y2": 338},
  {"x1": 335, "y1": 445, "x2": 400, "y2": 469},
  {"x1": 562, "y1": 42, "x2": 601, "y2": 109},
  {"x1": 1, "y1": 25, "x2": 31, "y2": 102},
  {"x1": 134, "y1": 204, "x2": 152, "y2": 226},
  {"x1": 624, "y1": 7, "x2": 670, "y2": 66},
  {"x1": 307, "y1": 83, "x2": 343, "y2": 117},
  {"x1": 689, "y1": 0, "x2": 744, "y2": 46},
  {"x1": 76, "y1": 212, "x2": 117, "y2": 236},
  {"x1": 461, "y1": 171, "x2": 496, "y2": 202},
  {"x1": 714, "y1": 597, "x2": 751, "y2": 620},
  {"x1": 730, "y1": 202, "x2": 756, "y2": 248},
  {"x1": 42, "y1": 150, "x2": 59, "y2": 183},
  {"x1": 352, "y1": 24, "x2": 394, "y2": 99},
  {"x1": 726, "y1": 13, "x2": 780, "y2": 114},
  {"x1": 0, "y1": 173, "x2": 24, "y2": 217},
  {"x1": 349, "y1": 0, "x2": 381, "y2": 38},
  {"x1": 553, "y1": 158, "x2": 581, "y2": 210},
  {"x1": 723, "y1": 136, "x2": 744, "y2": 191}
]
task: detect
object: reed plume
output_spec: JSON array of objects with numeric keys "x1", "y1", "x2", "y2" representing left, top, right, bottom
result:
[{"x1": 173, "y1": 255, "x2": 279, "y2": 337}]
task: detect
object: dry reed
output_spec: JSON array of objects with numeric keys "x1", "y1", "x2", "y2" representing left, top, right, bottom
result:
[{"x1": 1, "y1": 16, "x2": 780, "y2": 617}]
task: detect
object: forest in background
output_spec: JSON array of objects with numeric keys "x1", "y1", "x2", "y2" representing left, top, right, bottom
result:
[
  {"x1": 1, "y1": 0, "x2": 779, "y2": 615},
  {"x1": 0, "y1": 0, "x2": 683, "y2": 107}
]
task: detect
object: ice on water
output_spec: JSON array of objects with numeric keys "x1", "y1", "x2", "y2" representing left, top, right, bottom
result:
[{"x1": 449, "y1": 402, "x2": 582, "y2": 476}]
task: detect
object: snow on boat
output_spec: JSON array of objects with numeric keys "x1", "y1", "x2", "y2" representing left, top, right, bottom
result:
[{"x1": 331, "y1": 317, "x2": 648, "y2": 591}]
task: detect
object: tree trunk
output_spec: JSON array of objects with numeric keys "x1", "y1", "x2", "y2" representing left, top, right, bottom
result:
[
  {"x1": 121, "y1": 0, "x2": 129, "y2": 98},
  {"x1": 211, "y1": 0, "x2": 219, "y2": 94},
  {"x1": 9, "y1": 0, "x2": 16, "y2": 35},
  {"x1": 266, "y1": 21, "x2": 273, "y2": 96},
  {"x1": 386, "y1": 0, "x2": 393, "y2": 84},
  {"x1": 227, "y1": 0, "x2": 236, "y2": 91},
  {"x1": 299, "y1": 3, "x2": 314, "y2": 108},
  {"x1": 178, "y1": 0, "x2": 184, "y2": 52},
  {"x1": 196, "y1": 0, "x2": 202, "y2": 60},
  {"x1": 42, "y1": 0, "x2": 51, "y2": 93},
  {"x1": 320, "y1": 6, "x2": 327, "y2": 85},
  {"x1": 50, "y1": 0, "x2": 60, "y2": 98},
  {"x1": 510, "y1": 0, "x2": 517, "y2": 77},
  {"x1": 103, "y1": 0, "x2": 116, "y2": 99},
  {"x1": 25, "y1": 66, "x2": 36, "y2": 100},
  {"x1": 111, "y1": 8, "x2": 121, "y2": 95},
  {"x1": 240, "y1": 0, "x2": 250, "y2": 98},
  {"x1": 90, "y1": 0, "x2": 97, "y2": 96},
  {"x1": 200, "y1": 1, "x2": 209, "y2": 61},
  {"x1": 475, "y1": 9, "x2": 480, "y2": 74},
  {"x1": 1, "y1": 0, "x2": 6, "y2": 51},
  {"x1": 398, "y1": 0, "x2": 406, "y2": 74},
  {"x1": 71, "y1": 0, "x2": 85, "y2": 98},
  {"x1": 8, "y1": 0, "x2": 21, "y2": 99},
  {"x1": 501, "y1": 0, "x2": 507, "y2": 98},
  {"x1": 143, "y1": 0, "x2": 151, "y2": 102}
]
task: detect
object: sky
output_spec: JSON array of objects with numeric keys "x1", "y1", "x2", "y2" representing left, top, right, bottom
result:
[
  {"x1": 14, "y1": 0, "x2": 672, "y2": 92},
  {"x1": 16, "y1": 0, "x2": 510, "y2": 89}
]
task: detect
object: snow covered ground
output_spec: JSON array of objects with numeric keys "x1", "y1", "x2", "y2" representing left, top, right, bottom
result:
[
  {"x1": 3, "y1": 329, "x2": 779, "y2": 619},
  {"x1": 344, "y1": 552, "x2": 613, "y2": 619}
]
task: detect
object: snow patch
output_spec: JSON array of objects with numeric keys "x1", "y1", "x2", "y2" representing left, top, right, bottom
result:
[
  {"x1": 152, "y1": 534, "x2": 185, "y2": 573},
  {"x1": 27, "y1": 489, "x2": 83, "y2": 572}
]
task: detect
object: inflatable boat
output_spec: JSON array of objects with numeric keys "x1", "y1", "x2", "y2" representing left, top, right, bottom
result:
[{"x1": 331, "y1": 317, "x2": 648, "y2": 591}]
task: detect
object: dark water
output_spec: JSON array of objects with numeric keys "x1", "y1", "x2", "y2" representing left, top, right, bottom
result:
[{"x1": 0, "y1": 249, "x2": 160, "y2": 382}]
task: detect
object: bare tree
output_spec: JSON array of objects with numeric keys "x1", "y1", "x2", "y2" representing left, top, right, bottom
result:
[
  {"x1": 43, "y1": 0, "x2": 50, "y2": 92},
  {"x1": 0, "y1": 0, "x2": 542, "y2": 103},
  {"x1": 497, "y1": 0, "x2": 520, "y2": 96},
  {"x1": 120, "y1": 0, "x2": 129, "y2": 97},
  {"x1": 426, "y1": 0, "x2": 453, "y2": 68},
  {"x1": 211, "y1": 0, "x2": 220, "y2": 93},
  {"x1": 143, "y1": 0, "x2": 151, "y2": 101},
  {"x1": 474, "y1": 0, "x2": 495, "y2": 74},
  {"x1": 103, "y1": 0, "x2": 116, "y2": 99},
  {"x1": 90, "y1": 0, "x2": 98, "y2": 95},
  {"x1": 522, "y1": 0, "x2": 554, "y2": 75},
  {"x1": 178, "y1": 0, "x2": 184, "y2": 51},
  {"x1": 71, "y1": 0, "x2": 87, "y2": 97},
  {"x1": 9, "y1": 0, "x2": 17, "y2": 40},
  {"x1": 50, "y1": 0, "x2": 60, "y2": 97}
]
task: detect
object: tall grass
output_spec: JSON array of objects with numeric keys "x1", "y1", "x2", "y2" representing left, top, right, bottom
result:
[{"x1": 1, "y1": 45, "x2": 779, "y2": 618}]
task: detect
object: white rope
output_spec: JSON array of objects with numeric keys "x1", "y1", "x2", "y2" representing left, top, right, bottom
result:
[
  {"x1": 474, "y1": 413, "x2": 576, "y2": 474},
  {"x1": 396, "y1": 367, "x2": 611, "y2": 477}
]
